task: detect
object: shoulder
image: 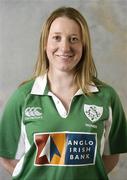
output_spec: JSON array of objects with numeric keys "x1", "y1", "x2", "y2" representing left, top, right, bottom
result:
[
  {"x1": 17, "y1": 79, "x2": 35, "y2": 96},
  {"x1": 98, "y1": 83, "x2": 117, "y2": 95},
  {"x1": 94, "y1": 78, "x2": 117, "y2": 95},
  {"x1": 96, "y1": 82, "x2": 121, "y2": 105},
  {"x1": 6, "y1": 79, "x2": 35, "y2": 107}
]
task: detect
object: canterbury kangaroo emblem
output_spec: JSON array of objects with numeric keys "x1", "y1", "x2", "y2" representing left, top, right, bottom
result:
[
  {"x1": 84, "y1": 104, "x2": 103, "y2": 122},
  {"x1": 25, "y1": 107, "x2": 42, "y2": 119}
]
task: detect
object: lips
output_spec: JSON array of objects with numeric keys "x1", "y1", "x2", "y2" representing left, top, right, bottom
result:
[{"x1": 55, "y1": 54, "x2": 73, "y2": 60}]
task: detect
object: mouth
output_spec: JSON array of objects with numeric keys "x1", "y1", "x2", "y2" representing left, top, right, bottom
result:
[{"x1": 55, "y1": 54, "x2": 73, "y2": 60}]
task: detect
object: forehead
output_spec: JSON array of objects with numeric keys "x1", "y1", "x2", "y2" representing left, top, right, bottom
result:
[{"x1": 49, "y1": 16, "x2": 81, "y2": 35}]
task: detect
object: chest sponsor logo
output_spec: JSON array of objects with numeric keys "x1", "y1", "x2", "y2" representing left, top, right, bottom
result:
[
  {"x1": 25, "y1": 107, "x2": 42, "y2": 119},
  {"x1": 84, "y1": 104, "x2": 103, "y2": 123},
  {"x1": 34, "y1": 132, "x2": 97, "y2": 166}
]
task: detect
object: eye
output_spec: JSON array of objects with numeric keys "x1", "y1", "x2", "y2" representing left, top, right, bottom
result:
[
  {"x1": 70, "y1": 36, "x2": 79, "y2": 43},
  {"x1": 52, "y1": 35, "x2": 61, "y2": 41}
]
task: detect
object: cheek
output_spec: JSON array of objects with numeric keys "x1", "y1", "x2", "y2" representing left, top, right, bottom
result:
[
  {"x1": 46, "y1": 46, "x2": 53, "y2": 58},
  {"x1": 46, "y1": 43, "x2": 57, "y2": 54},
  {"x1": 77, "y1": 46, "x2": 83, "y2": 58},
  {"x1": 46, "y1": 37, "x2": 58, "y2": 50}
]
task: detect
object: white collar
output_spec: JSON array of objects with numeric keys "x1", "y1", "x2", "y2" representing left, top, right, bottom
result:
[{"x1": 31, "y1": 74, "x2": 99, "y2": 95}]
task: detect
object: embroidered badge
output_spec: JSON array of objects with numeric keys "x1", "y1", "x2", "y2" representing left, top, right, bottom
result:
[{"x1": 84, "y1": 104, "x2": 103, "y2": 122}]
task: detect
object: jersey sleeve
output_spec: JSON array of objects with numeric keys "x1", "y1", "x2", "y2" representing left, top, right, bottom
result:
[
  {"x1": 0, "y1": 89, "x2": 25, "y2": 159},
  {"x1": 104, "y1": 87, "x2": 127, "y2": 155}
]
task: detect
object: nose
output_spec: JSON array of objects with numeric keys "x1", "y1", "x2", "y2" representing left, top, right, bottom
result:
[{"x1": 60, "y1": 38, "x2": 71, "y2": 52}]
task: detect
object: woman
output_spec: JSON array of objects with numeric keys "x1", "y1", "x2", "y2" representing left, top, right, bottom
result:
[{"x1": 0, "y1": 7, "x2": 127, "y2": 180}]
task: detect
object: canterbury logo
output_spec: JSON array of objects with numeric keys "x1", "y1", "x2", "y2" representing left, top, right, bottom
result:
[{"x1": 25, "y1": 107, "x2": 42, "y2": 118}]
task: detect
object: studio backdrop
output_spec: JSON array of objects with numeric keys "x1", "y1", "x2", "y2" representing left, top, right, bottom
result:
[{"x1": 0, "y1": 0, "x2": 127, "y2": 180}]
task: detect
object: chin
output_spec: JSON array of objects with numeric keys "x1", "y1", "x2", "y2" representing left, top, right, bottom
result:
[{"x1": 58, "y1": 67, "x2": 74, "y2": 73}]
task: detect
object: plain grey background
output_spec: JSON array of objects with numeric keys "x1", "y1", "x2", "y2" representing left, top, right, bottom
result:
[{"x1": 0, "y1": 0, "x2": 127, "y2": 179}]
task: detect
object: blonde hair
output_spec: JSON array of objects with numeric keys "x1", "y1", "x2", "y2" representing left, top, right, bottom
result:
[{"x1": 34, "y1": 6, "x2": 99, "y2": 94}]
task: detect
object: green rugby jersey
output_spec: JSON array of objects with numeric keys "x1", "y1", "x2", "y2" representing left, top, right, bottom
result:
[{"x1": 0, "y1": 74, "x2": 127, "y2": 180}]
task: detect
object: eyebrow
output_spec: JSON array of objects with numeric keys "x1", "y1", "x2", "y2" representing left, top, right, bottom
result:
[{"x1": 51, "y1": 32, "x2": 79, "y2": 36}]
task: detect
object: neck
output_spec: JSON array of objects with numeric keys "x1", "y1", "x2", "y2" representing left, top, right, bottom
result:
[
  {"x1": 47, "y1": 69, "x2": 77, "y2": 92},
  {"x1": 47, "y1": 69, "x2": 78, "y2": 111}
]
